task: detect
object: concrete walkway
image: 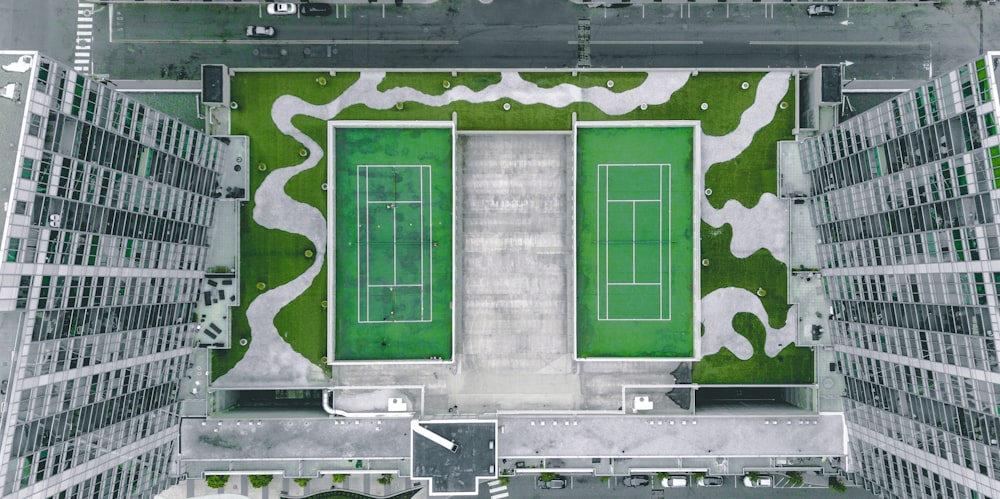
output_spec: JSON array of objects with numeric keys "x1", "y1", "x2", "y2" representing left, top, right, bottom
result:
[{"x1": 223, "y1": 69, "x2": 796, "y2": 382}]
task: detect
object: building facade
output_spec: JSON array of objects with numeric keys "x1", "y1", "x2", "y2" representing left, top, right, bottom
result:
[
  {"x1": 0, "y1": 51, "x2": 226, "y2": 498},
  {"x1": 800, "y1": 54, "x2": 1000, "y2": 498}
]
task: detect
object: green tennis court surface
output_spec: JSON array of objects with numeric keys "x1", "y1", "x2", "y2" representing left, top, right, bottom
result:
[
  {"x1": 577, "y1": 126, "x2": 697, "y2": 358},
  {"x1": 332, "y1": 126, "x2": 453, "y2": 360}
]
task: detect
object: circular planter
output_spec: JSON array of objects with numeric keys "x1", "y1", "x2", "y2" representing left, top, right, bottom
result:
[
  {"x1": 256, "y1": 282, "x2": 267, "y2": 291},
  {"x1": 321, "y1": 300, "x2": 328, "y2": 310},
  {"x1": 640, "y1": 103, "x2": 648, "y2": 111},
  {"x1": 316, "y1": 76, "x2": 327, "y2": 86},
  {"x1": 321, "y1": 356, "x2": 328, "y2": 363},
  {"x1": 779, "y1": 101, "x2": 789, "y2": 110},
  {"x1": 305, "y1": 249, "x2": 315, "y2": 258},
  {"x1": 741, "y1": 81, "x2": 750, "y2": 90},
  {"x1": 321, "y1": 183, "x2": 329, "y2": 191},
  {"x1": 234, "y1": 165, "x2": 242, "y2": 172},
  {"x1": 299, "y1": 148, "x2": 308, "y2": 158},
  {"x1": 700, "y1": 103, "x2": 709, "y2": 111},
  {"x1": 235, "y1": 156, "x2": 243, "y2": 163},
  {"x1": 442, "y1": 80, "x2": 451, "y2": 89},
  {"x1": 702, "y1": 259, "x2": 710, "y2": 267},
  {"x1": 705, "y1": 188, "x2": 713, "y2": 196},
  {"x1": 395, "y1": 102, "x2": 404, "y2": 110},
  {"x1": 239, "y1": 338, "x2": 248, "y2": 347},
  {"x1": 503, "y1": 102, "x2": 511, "y2": 111},
  {"x1": 606, "y1": 80, "x2": 615, "y2": 88},
  {"x1": 229, "y1": 101, "x2": 238, "y2": 110},
  {"x1": 756, "y1": 288, "x2": 767, "y2": 297},
  {"x1": 257, "y1": 163, "x2": 267, "y2": 172}
]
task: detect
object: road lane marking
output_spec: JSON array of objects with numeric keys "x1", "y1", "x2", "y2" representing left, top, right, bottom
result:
[
  {"x1": 567, "y1": 40, "x2": 704, "y2": 45},
  {"x1": 112, "y1": 39, "x2": 459, "y2": 45},
  {"x1": 74, "y1": 0, "x2": 94, "y2": 71},
  {"x1": 749, "y1": 40, "x2": 927, "y2": 46}
]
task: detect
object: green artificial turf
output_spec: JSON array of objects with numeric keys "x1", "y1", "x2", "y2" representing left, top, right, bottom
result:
[
  {"x1": 213, "y1": 72, "x2": 358, "y2": 380},
  {"x1": 704, "y1": 84, "x2": 795, "y2": 210},
  {"x1": 692, "y1": 313, "x2": 815, "y2": 385},
  {"x1": 700, "y1": 222, "x2": 790, "y2": 329},
  {"x1": 332, "y1": 127, "x2": 453, "y2": 361},
  {"x1": 377, "y1": 72, "x2": 502, "y2": 96},
  {"x1": 577, "y1": 126, "x2": 696, "y2": 358},
  {"x1": 519, "y1": 72, "x2": 649, "y2": 93}
]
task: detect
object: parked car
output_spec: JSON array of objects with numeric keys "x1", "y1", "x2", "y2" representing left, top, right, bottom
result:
[
  {"x1": 623, "y1": 475, "x2": 650, "y2": 487},
  {"x1": 743, "y1": 475, "x2": 774, "y2": 487},
  {"x1": 245, "y1": 25, "x2": 276, "y2": 38},
  {"x1": 300, "y1": 3, "x2": 333, "y2": 16},
  {"x1": 537, "y1": 475, "x2": 567, "y2": 489},
  {"x1": 698, "y1": 475, "x2": 725, "y2": 487},
  {"x1": 266, "y1": 2, "x2": 297, "y2": 15},
  {"x1": 806, "y1": 4, "x2": 836, "y2": 16},
  {"x1": 661, "y1": 475, "x2": 688, "y2": 488}
]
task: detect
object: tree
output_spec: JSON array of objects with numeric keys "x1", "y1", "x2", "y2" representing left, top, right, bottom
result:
[
  {"x1": 599, "y1": 476, "x2": 610, "y2": 483},
  {"x1": 331, "y1": 474, "x2": 347, "y2": 484},
  {"x1": 745, "y1": 471, "x2": 761, "y2": 484},
  {"x1": 376, "y1": 474, "x2": 394, "y2": 486},
  {"x1": 655, "y1": 471, "x2": 670, "y2": 481},
  {"x1": 498, "y1": 476, "x2": 510, "y2": 486},
  {"x1": 539, "y1": 472, "x2": 558, "y2": 483},
  {"x1": 692, "y1": 472, "x2": 706, "y2": 481},
  {"x1": 829, "y1": 477, "x2": 847, "y2": 493},
  {"x1": 248, "y1": 474, "x2": 273, "y2": 489},
  {"x1": 205, "y1": 475, "x2": 228, "y2": 489},
  {"x1": 293, "y1": 477, "x2": 312, "y2": 487},
  {"x1": 786, "y1": 471, "x2": 804, "y2": 486}
]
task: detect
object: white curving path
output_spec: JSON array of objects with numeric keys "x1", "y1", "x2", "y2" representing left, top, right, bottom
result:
[
  {"x1": 700, "y1": 287, "x2": 797, "y2": 359},
  {"x1": 219, "y1": 70, "x2": 796, "y2": 384}
]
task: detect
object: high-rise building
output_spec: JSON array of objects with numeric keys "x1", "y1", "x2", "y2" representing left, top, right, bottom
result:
[
  {"x1": 800, "y1": 53, "x2": 1000, "y2": 498},
  {"x1": 0, "y1": 51, "x2": 227, "y2": 498}
]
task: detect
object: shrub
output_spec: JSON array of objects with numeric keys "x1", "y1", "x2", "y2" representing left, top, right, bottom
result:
[
  {"x1": 293, "y1": 477, "x2": 312, "y2": 487},
  {"x1": 787, "y1": 471, "x2": 804, "y2": 486},
  {"x1": 331, "y1": 474, "x2": 347, "y2": 484},
  {"x1": 205, "y1": 475, "x2": 229, "y2": 489},
  {"x1": 745, "y1": 471, "x2": 760, "y2": 483},
  {"x1": 655, "y1": 471, "x2": 670, "y2": 481},
  {"x1": 498, "y1": 476, "x2": 510, "y2": 486},
  {"x1": 692, "y1": 471, "x2": 706, "y2": 481},
  {"x1": 377, "y1": 473, "x2": 394, "y2": 485},
  {"x1": 539, "y1": 472, "x2": 558, "y2": 482},
  {"x1": 599, "y1": 476, "x2": 610, "y2": 483},
  {"x1": 248, "y1": 474, "x2": 273, "y2": 488},
  {"x1": 829, "y1": 477, "x2": 847, "y2": 492}
]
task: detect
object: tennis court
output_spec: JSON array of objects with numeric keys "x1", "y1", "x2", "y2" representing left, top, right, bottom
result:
[
  {"x1": 356, "y1": 165, "x2": 434, "y2": 323},
  {"x1": 577, "y1": 125, "x2": 699, "y2": 358},
  {"x1": 330, "y1": 125, "x2": 454, "y2": 361}
]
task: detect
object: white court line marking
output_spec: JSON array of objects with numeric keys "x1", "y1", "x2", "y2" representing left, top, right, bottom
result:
[
  {"x1": 659, "y1": 164, "x2": 663, "y2": 319},
  {"x1": 420, "y1": 166, "x2": 425, "y2": 320},
  {"x1": 608, "y1": 199, "x2": 661, "y2": 203},
  {"x1": 667, "y1": 164, "x2": 672, "y2": 321},
  {"x1": 357, "y1": 165, "x2": 362, "y2": 323},
  {"x1": 366, "y1": 167, "x2": 371, "y2": 322},
  {"x1": 632, "y1": 201, "x2": 636, "y2": 284},
  {"x1": 368, "y1": 200, "x2": 422, "y2": 204},
  {"x1": 428, "y1": 163, "x2": 434, "y2": 323},
  {"x1": 369, "y1": 284, "x2": 421, "y2": 288}
]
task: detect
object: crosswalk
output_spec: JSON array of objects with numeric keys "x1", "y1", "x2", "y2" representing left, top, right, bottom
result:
[
  {"x1": 74, "y1": 1, "x2": 94, "y2": 72},
  {"x1": 487, "y1": 479, "x2": 509, "y2": 499}
]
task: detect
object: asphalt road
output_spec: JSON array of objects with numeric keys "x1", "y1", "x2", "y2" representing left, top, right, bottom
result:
[{"x1": 0, "y1": 0, "x2": 986, "y2": 80}]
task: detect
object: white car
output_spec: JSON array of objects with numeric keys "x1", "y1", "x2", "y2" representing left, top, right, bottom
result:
[
  {"x1": 743, "y1": 475, "x2": 773, "y2": 487},
  {"x1": 266, "y1": 2, "x2": 297, "y2": 15},
  {"x1": 661, "y1": 476, "x2": 688, "y2": 488},
  {"x1": 806, "y1": 4, "x2": 836, "y2": 16}
]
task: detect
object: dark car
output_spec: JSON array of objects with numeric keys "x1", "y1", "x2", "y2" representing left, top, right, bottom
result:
[
  {"x1": 623, "y1": 475, "x2": 650, "y2": 487},
  {"x1": 300, "y1": 3, "x2": 333, "y2": 16},
  {"x1": 537, "y1": 476, "x2": 567, "y2": 489},
  {"x1": 698, "y1": 475, "x2": 724, "y2": 487},
  {"x1": 245, "y1": 25, "x2": 276, "y2": 38}
]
